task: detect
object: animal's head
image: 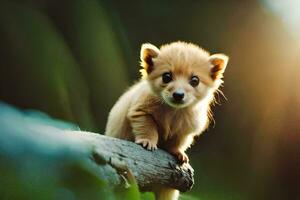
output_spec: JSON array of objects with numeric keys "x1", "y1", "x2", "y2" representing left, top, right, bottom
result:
[{"x1": 140, "y1": 41, "x2": 228, "y2": 108}]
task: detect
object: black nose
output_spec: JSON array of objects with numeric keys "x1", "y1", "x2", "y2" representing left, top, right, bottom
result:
[{"x1": 173, "y1": 92, "x2": 185, "y2": 102}]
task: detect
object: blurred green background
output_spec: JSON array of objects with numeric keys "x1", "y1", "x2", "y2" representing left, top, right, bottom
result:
[{"x1": 0, "y1": 0, "x2": 299, "y2": 199}]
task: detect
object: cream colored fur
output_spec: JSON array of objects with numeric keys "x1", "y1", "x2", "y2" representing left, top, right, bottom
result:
[{"x1": 105, "y1": 41, "x2": 228, "y2": 200}]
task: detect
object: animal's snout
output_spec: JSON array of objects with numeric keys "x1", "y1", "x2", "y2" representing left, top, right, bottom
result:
[{"x1": 172, "y1": 90, "x2": 185, "y2": 102}]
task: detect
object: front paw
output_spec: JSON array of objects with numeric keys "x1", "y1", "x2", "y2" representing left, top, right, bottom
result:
[
  {"x1": 171, "y1": 150, "x2": 189, "y2": 164},
  {"x1": 135, "y1": 138, "x2": 158, "y2": 151}
]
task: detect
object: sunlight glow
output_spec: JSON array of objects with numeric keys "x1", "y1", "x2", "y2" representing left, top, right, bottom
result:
[{"x1": 262, "y1": 0, "x2": 300, "y2": 39}]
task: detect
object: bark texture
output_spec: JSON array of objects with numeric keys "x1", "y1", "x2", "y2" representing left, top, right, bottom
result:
[{"x1": 71, "y1": 131, "x2": 194, "y2": 192}]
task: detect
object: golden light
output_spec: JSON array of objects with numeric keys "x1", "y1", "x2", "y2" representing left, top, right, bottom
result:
[{"x1": 261, "y1": 0, "x2": 300, "y2": 42}]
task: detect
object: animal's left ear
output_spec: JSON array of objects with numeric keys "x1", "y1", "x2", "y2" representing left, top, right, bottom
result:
[
  {"x1": 140, "y1": 43, "x2": 160, "y2": 74},
  {"x1": 209, "y1": 54, "x2": 229, "y2": 80}
]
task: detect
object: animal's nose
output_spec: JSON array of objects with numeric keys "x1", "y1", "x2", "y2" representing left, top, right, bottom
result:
[{"x1": 173, "y1": 91, "x2": 185, "y2": 101}]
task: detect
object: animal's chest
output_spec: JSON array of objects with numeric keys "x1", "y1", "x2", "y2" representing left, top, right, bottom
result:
[{"x1": 153, "y1": 109, "x2": 197, "y2": 139}]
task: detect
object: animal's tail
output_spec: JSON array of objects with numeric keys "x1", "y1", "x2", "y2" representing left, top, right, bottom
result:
[{"x1": 155, "y1": 187, "x2": 179, "y2": 200}]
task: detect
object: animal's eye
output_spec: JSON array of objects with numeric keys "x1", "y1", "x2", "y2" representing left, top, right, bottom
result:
[
  {"x1": 162, "y1": 72, "x2": 172, "y2": 83},
  {"x1": 190, "y1": 76, "x2": 199, "y2": 87}
]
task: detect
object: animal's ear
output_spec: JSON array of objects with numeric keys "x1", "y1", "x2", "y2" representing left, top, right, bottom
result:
[
  {"x1": 140, "y1": 43, "x2": 160, "y2": 74},
  {"x1": 209, "y1": 54, "x2": 229, "y2": 80}
]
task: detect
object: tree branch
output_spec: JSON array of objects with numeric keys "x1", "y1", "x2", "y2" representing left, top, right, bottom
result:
[
  {"x1": 71, "y1": 131, "x2": 194, "y2": 192},
  {"x1": 0, "y1": 103, "x2": 194, "y2": 197}
]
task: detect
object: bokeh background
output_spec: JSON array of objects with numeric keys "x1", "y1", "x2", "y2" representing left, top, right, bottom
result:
[{"x1": 0, "y1": 0, "x2": 299, "y2": 200}]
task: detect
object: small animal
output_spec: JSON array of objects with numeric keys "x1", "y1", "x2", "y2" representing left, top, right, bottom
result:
[{"x1": 105, "y1": 41, "x2": 229, "y2": 200}]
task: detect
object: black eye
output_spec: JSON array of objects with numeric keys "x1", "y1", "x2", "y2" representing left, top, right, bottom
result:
[
  {"x1": 190, "y1": 76, "x2": 199, "y2": 87},
  {"x1": 162, "y1": 72, "x2": 172, "y2": 83}
]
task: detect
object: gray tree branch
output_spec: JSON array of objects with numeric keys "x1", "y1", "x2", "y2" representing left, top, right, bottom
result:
[{"x1": 71, "y1": 131, "x2": 194, "y2": 192}]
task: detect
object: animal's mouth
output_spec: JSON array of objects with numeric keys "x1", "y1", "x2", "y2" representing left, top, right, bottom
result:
[
  {"x1": 166, "y1": 98, "x2": 187, "y2": 108},
  {"x1": 171, "y1": 99, "x2": 185, "y2": 105}
]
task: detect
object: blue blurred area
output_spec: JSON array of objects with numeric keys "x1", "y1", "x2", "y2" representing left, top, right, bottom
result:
[
  {"x1": 0, "y1": 101, "x2": 84, "y2": 158},
  {"x1": 0, "y1": 101, "x2": 118, "y2": 200}
]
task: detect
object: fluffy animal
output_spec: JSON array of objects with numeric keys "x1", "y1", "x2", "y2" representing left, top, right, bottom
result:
[{"x1": 105, "y1": 41, "x2": 228, "y2": 200}]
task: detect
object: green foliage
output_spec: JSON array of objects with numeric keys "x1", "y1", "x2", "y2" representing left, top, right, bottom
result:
[
  {"x1": 0, "y1": 0, "x2": 129, "y2": 131},
  {"x1": 180, "y1": 194, "x2": 200, "y2": 200},
  {"x1": 0, "y1": 1, "x2": 97, "y2": 130}
]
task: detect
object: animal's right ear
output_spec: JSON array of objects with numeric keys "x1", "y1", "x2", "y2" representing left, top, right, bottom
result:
[
  {"x1": 209, "y1": 54, "x2": 229, "y2": 80},
  {"x1": 140, "y1": 43, "x2": 160, "y2": 74}
]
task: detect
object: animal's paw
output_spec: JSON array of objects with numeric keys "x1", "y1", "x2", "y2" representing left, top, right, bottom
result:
[
  {"x1": 135, "y1": 138, "x2": 158, "y2": 151},
  {"x1": 170, "y1": 150, "x2": 189, "y2": 164}
]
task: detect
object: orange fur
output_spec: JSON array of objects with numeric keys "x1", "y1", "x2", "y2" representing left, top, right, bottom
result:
[{"x1": 105, "y1": 41, "x2": 228, "y2": 200}]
